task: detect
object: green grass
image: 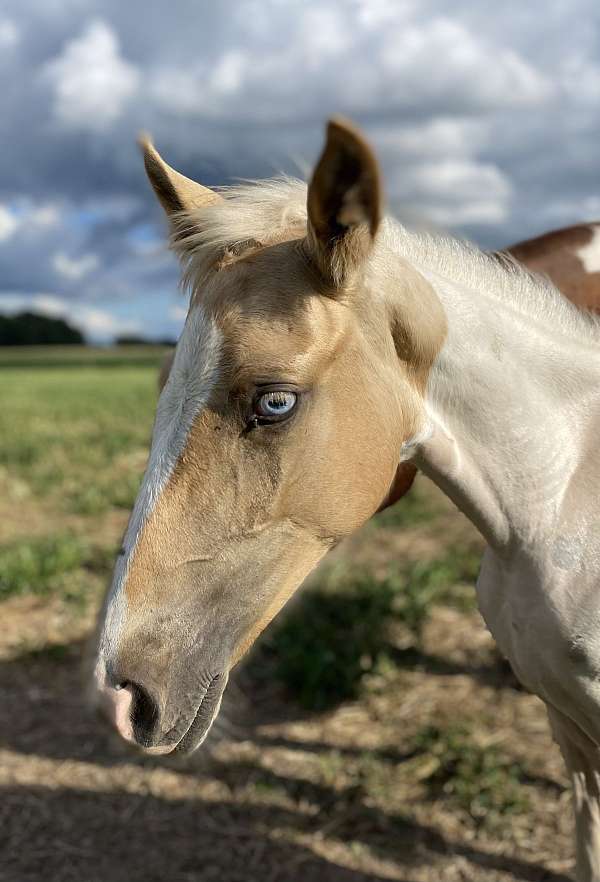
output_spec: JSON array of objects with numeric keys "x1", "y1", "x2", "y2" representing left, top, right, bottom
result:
[
  {"x1": 410, "y1": 724, "x2": 529, "y2": 825},
  {"x1": 0, "y1": 364, "x2": 157, "y2": 513},
  {"x1": 0, "y1": 534, "x2": 88, "y2": 599},
  {"x1": 0, "y1": 344, "x2": 170, "y2": 368},
  {"x1": 0, "y1": 350, "x2": 160, "y2": 612},
  {"x1": 0, "y1": 532, "x2": 116, "y2": 613}
]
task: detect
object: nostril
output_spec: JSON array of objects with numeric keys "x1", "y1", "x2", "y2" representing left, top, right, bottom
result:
[
  {"x1": 98, "y1": 677, "x2": 134, "y2": 742},
  {"x1": 128, "y1": 681, "x2": 159, "y2": 747}
]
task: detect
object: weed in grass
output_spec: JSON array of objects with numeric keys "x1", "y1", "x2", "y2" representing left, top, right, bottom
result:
[{"x1": 410, "y1": 724, "x2": 529, "y2": 826}]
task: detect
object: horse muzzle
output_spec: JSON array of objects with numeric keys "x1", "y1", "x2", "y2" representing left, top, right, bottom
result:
[{"x1": 95, "y1": 661, "x2": 228, "y2": 754}]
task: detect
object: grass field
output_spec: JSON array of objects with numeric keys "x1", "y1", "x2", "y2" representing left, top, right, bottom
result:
[{"x1": 0, "y1": 346, "x2": 574, "y2": 882}]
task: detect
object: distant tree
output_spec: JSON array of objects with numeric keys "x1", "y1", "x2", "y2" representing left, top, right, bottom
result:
[
  {"x1": 0, "y1": 312, "x2": 84, "y2": 345},
  {"x1": 115, "y1": 335, "x2": 150, "y2": 346}
]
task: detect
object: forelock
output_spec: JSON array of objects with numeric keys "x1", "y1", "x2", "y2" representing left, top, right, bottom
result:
[{"x1": 170, "y1": 177, "x2": 309, "y2": 294}]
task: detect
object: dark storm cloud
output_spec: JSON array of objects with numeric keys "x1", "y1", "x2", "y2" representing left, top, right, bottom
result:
[{"x1": 0, "y1": 0, "x2": 599, "y2": 338}]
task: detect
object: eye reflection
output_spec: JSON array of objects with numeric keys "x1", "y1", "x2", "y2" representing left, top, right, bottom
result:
[{"x1": 255, "y1": 390, "x2": 297, "y2": 420}]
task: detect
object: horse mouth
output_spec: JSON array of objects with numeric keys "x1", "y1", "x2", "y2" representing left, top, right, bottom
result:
[{"x1": 171, "y1": 672, "x2": 228, "y2": 754}]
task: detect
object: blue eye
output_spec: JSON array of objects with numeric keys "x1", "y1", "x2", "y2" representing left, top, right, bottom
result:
[{"x1": 255, "y1": 390, "x2": 297, "y2": 420}]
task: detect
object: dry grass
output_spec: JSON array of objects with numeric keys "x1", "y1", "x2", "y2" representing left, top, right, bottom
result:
[{"x1": 0, "y1": 347, "x2": 575, "y2": 882}]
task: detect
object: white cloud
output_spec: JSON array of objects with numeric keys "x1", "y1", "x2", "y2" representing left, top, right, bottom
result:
[
  {"x1": 0, "y1": 17, "x2": 19, "y2": 50},
  {"x1": 43, "y1": 19, "x2": 140, "y2": 130},
  {"x1": 390, "y1": 17, "x2": 552, "y2": 108},
  {"x1": 29, "y1": 294, "x2": 72, "y2": 318},
  {"x1": 53, "y1": 251, "x2": 99, "y2": 280},
  {"x1": 558, "y1": 54, "x2": 600, "y2": 103},
  {"x1": 408, "y1": 160, "x2": 512, "y2": 226},
  {"x1": 168, "y1": 304, "x2": 187, "y2": 322},
  {"x1": 73, "y1": 305, "x2": 140, "y2": 338},
  {"x1": 30, "y1": 204, "x2": 61, "y2": 228},
  {"x1": 354, "y1": 0, "x2": 411, "y2": 30},
  {"x1": 210, "y1": 51, "x2": 247, "y2": 95},
  {"x1": 0, "y1": 205, "x2": 18, "y2": 241},
  {"x1": 376, "y1": 118, "x2": 488, "y2": 160},
  {"x1": 538, "y1": 194, "x2": 600, "y2": 227},
  {"x1": 377, "y1": 118, "x2": 512, "y2": 228},
  {"x1": 412, "y1": 160, "x2": 511, "y2": 201},
  {"x1": 0, "y1": 199, "x2": 61, "y2": 252},
  {"x1": 150, "y1": 4, "x2": 551, "y2": 122}
]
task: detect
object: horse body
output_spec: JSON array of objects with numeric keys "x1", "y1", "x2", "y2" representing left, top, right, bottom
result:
[
  {"x1": 95, "y1": 120, "x2": 600, "y2": 879},
  {"x1": 401, "y1": 228, "x2": 600, "y2": 881}
]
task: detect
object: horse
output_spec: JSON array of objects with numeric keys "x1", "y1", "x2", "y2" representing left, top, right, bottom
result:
[{"x1": 94, "y1": 118, "x2": 600, "y2": 881}]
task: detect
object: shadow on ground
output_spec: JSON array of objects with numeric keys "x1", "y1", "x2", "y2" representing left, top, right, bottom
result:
[{"x1": 0, "y1": 640, "x2": 571, "y2": 882}]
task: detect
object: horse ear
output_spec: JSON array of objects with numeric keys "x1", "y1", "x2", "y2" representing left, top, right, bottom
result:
[
  {"x1": 306, "y1": 117, "x2": 382, "y2": 288},
  {"x1": 138, "y1": 134, "x2": 221, "y2": 216}
]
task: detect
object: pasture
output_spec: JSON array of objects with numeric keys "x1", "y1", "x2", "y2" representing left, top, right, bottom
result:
[{"x1": 0, "y1": 346, "x2": 573, "y2": 881}]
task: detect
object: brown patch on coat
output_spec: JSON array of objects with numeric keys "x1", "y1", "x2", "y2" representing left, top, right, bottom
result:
[{"x1": 505, "y1": 223, "x2": 600, "y2": 313}]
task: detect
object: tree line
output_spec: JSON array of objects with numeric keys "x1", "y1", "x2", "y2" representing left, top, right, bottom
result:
[
  {"x1": 0, "y1": 312, "x2": 177, "y2": 347},
  {"x1": 0, "y1": 312, "x2": 84, "y2": 345}
]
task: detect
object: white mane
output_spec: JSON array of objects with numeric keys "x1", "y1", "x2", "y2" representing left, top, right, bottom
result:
[
  {"x1": 385, "y1": 221, "x2": 600, "y2": 344},
  {"x1": 174, "y1": 176, "x2": 600, "y2": 343}
]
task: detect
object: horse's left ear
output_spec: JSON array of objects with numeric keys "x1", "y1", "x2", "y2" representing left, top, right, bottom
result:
[
  {"x1": 306, "y1": 117, "x2": 382, "y2": 288},
  {"x1": 138, "y1": 133, "x2": 220, "y2": 216}
]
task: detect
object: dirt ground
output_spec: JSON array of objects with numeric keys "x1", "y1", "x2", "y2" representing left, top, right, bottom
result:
[{"x1": 0, "y1": 481, "x2": 576, "y2": 882}]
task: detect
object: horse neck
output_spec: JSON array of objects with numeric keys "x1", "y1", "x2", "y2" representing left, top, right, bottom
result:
[{"x1": 404, "y1": 260, "x2": 600, "y2": 555}]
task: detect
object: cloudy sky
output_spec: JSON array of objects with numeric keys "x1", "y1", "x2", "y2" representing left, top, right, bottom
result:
[{"x1": 1, "y1": 0, "x2": 599, "y2": 342}]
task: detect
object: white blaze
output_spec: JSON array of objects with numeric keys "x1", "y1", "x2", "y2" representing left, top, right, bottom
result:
[{"x1": 98, "y1": 302, "x2": 222, "y2": 659}]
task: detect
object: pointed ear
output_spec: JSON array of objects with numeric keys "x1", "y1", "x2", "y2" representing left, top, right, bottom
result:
[
  {"x1": 138, "y1": 133, "x2": 220, "y2": 216},
  {"x1": 306, "y1": 117, "x2": 382, "y2": 288}
]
